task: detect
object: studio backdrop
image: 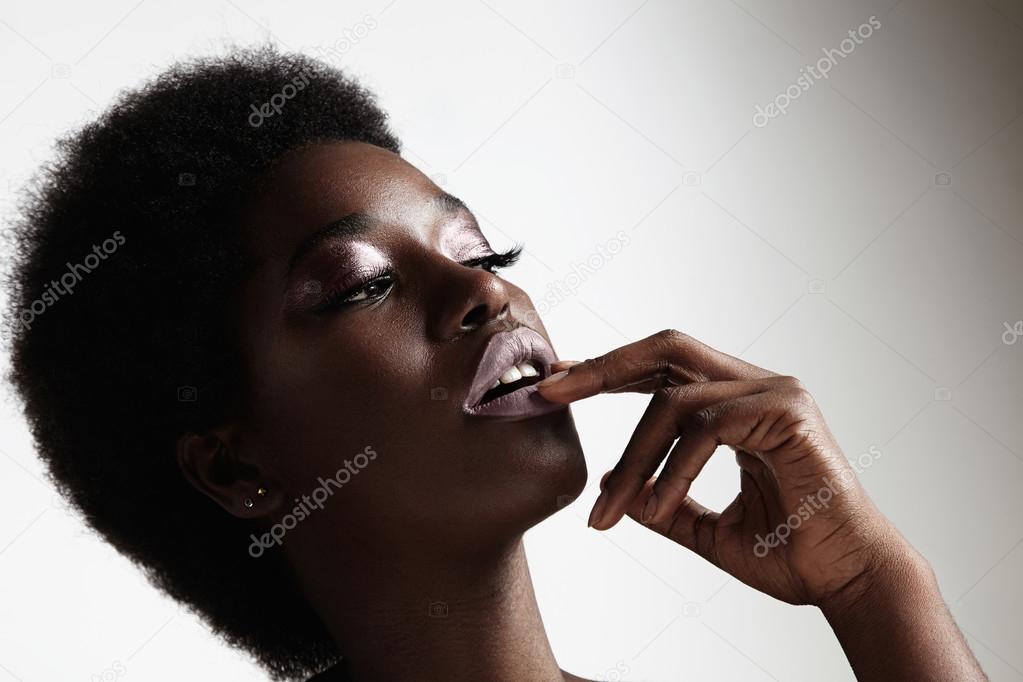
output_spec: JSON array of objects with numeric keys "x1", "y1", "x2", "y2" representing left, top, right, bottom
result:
[{"x1": 1, "y1": 1, "x2": 1021, "y2": 680}]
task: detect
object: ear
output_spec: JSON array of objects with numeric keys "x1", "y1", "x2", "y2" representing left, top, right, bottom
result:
[{"x1": 176, "y1": 430, "x2": 287, "y2": 518}]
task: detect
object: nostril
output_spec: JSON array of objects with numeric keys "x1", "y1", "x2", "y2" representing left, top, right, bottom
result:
[{"x1": 460, "y1": 303, "x2": 490, "y2": 331}]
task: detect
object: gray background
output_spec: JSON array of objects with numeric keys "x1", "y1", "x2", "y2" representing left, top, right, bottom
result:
[{"x1": 1, "y1": 0, "x2": 1021, "y2": 680}]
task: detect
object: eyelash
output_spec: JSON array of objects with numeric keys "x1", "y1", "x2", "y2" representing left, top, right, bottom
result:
[
  {"x1": 312, "y1": 246, "x2": 523, "y2": 314},
  {"x1": 460, "y1": 245, "x2": 522, "y2": 273}
]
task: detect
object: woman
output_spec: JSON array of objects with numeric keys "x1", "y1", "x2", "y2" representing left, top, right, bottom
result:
[{"x1": 4, "y1": 47, "x2": 985, "y2": 681}]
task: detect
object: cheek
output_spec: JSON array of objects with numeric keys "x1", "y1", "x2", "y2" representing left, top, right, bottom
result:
[{"x1": 249, "y1": 326, "x2": 436, "y2": 477}]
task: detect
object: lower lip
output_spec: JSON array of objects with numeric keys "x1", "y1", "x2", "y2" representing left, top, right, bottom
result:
[{"x1": 464, "y1": 383, "x2": 567, "y2": 420}]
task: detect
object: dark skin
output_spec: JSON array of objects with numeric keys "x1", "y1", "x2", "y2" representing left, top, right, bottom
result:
[{"x1": 178, "y1": 140, "x2": 985, "y2": 681}]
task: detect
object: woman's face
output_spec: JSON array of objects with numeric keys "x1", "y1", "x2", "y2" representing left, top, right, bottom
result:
[{"x1": 231, "y1": 140, "x2": 586, "y2": 560}]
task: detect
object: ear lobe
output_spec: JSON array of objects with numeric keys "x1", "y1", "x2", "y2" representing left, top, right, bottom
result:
[{"x1": 176, "y1": 432, "x2": 285, "y2": 518}]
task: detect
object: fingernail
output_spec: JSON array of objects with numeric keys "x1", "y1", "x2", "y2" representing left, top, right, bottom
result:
[
  {"x1": 641, "y1": 494, "x2": 658, "y2": 524},
  {"x1": 539, "y1": 370, "x2": 569, "y2": 387},
  {"x1": 587, "y1": 491, "x2": 608, "y2": 528}
]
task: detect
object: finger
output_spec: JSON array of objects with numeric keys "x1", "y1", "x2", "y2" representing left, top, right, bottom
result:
[
  {"x1": 588, "y1": 389, "x2": 685, "y2": 529},
  {"x1": 549, "y1": 359, "x2": 581, "y2": 374},
  {"x1": 537, "y1": 329, "x2": 775, "y2": 404},
  {"x1": 592, "y1": 378, "x2": 778, "y2": 530},
  {"x1": 646, "y1": 391, "x2": 781, "y2": 526},
  {"x1": 623, "y1": 479, "x2": 720, "y2": 564},
  {"x1": 550, "y1": 359, "x2": 656, "y2": 395},
  {"x1": 642, "y1": 424, "x2": 720, "y2": 526}
]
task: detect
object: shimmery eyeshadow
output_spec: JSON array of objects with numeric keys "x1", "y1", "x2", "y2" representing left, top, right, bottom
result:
[{"x1": 285, "y1": 241, "x2": 388, "y2": 311}]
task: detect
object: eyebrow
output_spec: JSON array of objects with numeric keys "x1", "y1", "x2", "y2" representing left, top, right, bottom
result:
[
  {"x1": 285, "y1": 193, "x2": 474, "y2": 278},
  {"x1": 433, "y1": 192, "x2": 469, "y2": 214},
  {"x1": 286, "y1": 212, "x2": 372, "y2": 277}
]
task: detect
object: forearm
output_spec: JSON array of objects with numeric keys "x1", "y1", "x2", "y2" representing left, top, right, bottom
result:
[{"x1": 821, "y1": 540, "x2": 986, "y2": 681}]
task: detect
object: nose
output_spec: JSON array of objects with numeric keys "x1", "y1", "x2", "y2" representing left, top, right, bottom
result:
[{"x1": 429, "y1": 263, "x2": 511, "y2": 340}]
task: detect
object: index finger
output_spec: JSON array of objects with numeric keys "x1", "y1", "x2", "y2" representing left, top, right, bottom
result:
[{"x1": 538, "y1": 329, "x2": 775, "y2": 403}]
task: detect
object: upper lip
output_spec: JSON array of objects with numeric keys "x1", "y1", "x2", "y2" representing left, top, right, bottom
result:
[{"x1": 464, "y1": 326, "x2": 557, "y2": 409}]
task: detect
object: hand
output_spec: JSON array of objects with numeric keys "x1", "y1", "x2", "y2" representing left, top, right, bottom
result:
[{"x1": 538, "y1": 330, "x2": 910, "y2": 609}]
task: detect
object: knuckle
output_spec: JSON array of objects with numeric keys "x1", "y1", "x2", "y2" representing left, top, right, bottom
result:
[
  {"x1": 587, "y1": 348, "x2": 623, "y2": 372},
  {"x1": 606, "y1": 462, "x2": 642, "y2": 490},
  {"x1": 776, "y1": 375, "x2": 804, "y2": 390},
  {"x1": 686, "y1": 405, "x2": 717, "y2": 433},
  {"x1": 654, "y1": 328, "x2": 691, "y2": 347},
  {"x1": 577, "y1": 355, "x2": 611, "y2": 384},
  {"x1": 655, "y1": 385, "x2": 686, "y2": 406},
  {"x1": 790, "y1": 386, "x2": 816, "y2": 409},
  {"x1": 602, "y1": 465, "x2": 623, "y2": 492},
  {"x1": 656, "y1": 462, "x2": 694, "y2": 498},
  {"x1": 773, "y1": 376, "x2": 815, "y2": 409}
]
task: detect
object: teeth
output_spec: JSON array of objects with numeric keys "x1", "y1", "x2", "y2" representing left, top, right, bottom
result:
[
  {"x1": 486, "y1": 363, "x2": 540, "y2": 395},
  {"x1": 495, "y1": 362, "x2": 539, "y2": 386},
  {"x1": 499, "y1": 366, "x2": 522, "y2": 384},
  {"x1": 518, "y1": 362, "x2": 538, "y2": 378}
]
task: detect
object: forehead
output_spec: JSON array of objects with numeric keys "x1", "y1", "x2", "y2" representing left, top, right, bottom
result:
[{"x1": 242, "y1": 140, "x2": 447, "y2": 260}]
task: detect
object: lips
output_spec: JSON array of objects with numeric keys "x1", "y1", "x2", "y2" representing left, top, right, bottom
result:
[{"x1": 463, "y1": 327, "x2": 567, "y2": 419}]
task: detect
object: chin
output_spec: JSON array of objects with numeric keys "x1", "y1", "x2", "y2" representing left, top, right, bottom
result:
[{"x1": 480, "y1": 407, "x2": 588, "y2": 538}]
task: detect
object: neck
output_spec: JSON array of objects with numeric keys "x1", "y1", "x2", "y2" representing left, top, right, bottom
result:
[{"x1": 302, "y1": 537, "x2": 567, "y2": 681}]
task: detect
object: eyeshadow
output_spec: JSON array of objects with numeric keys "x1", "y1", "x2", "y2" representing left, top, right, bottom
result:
[{"x1": 284, "y1": 241, "x2": 388, "y2": 312}]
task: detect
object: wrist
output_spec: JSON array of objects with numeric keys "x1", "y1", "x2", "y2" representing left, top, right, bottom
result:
[
  {"x1": 819, "y1": 528, "x2": 935, "y2": 626},
  {"x1": 816, "y1": 527, "x2": 986, "y2": 681}
]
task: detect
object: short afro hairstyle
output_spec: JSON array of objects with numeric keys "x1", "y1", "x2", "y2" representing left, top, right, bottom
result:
[{"x1": 3, "y1": 46, "x2": 400, "y2": 680}]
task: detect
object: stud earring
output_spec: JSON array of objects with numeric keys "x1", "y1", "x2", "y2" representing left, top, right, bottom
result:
[{"x1": 244, "y1": 486, "x2": 267, "y2": 509}]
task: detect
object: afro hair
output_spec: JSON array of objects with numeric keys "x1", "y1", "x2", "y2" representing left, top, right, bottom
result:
[{"x1": 3, "y1": 45, "x2": 401, "y2": 680}]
